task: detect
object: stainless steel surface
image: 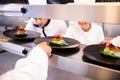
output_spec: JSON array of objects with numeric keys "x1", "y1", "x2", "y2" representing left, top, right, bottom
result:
[
  {"x1": 0, "y1": 4, "x2": 28, "y2": 27},
  {"x1": 48, "y1": 65, "x2": 92, "y2": 80},
  {"x1": 0, "y1": 3, "x2": 120, "y2": 28},
  {"x1": 0, "y1": 31, "x2": 120, "y2": 80},
  {"x1": 0, "y1": 3, "x2": 120, "y2": 23},
  {"x1": 0, "y1": 2, "x2": 120, "y2": 79},
  {"x1": 0, "y1": 42, "x2": 28, "y2": 56},
  {"x1": 23, "y1": 2, "x2": 120, "y2": 24},
  {"x1": 0, "y1": 51, "x2": 92, "y2": 80},
  {"x1": 103, "y1": 23, "x2": 120, "y2": 38},
  {"x1": 0, "y1": 46, "x2": 120, "y2": 80},
  {"x1": 0, "y1": 31, "x2": 30, "y2": 56},
  {"x1": 0, "y1": 16, "x2": 28, "y2": 27},
  {"x1": 49, "y1": 55, "x2": 120, "y2": 80},
  {"x1": 0, "y1": 4, "x2": 26, "y2": 16}
]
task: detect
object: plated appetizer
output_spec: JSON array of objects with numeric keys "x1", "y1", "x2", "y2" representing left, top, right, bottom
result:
[
  {"x1": 15, "y1": 29, "x2": 27, "y2": 37},
  {"x1": 50, "y1": 35, "x2": 65, "y2": 46},
  {"x1": 101, "y1": 36, "x2": 120, "y2": 58}
]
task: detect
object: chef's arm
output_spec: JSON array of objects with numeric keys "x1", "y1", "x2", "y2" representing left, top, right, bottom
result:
[{"x1": 0, "y1": 42, "x2": 52, "y2": 80}]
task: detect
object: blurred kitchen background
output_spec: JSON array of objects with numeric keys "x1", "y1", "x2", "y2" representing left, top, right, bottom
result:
[
  {"x1": 0, "y1": 1, "x2": 120, "y2": 80},
  {"x1": 0, "y1": 0, "x2": 120, "y2": 39}
]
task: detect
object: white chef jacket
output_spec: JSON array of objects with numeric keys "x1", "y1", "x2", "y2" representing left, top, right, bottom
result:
[
  {"x1": 74, "y1": 0, "x2": 95, "y2": 3},
  {"x1": 25, "y1": 18, "x2": 68, "y2": 37},
  {"x1": 64, "y1": 21, "x2": 105, "y2": 45},
  {"x1": 28, "y1": 0, "x2": 47, "y2": 5},
  {"x1": 27, "y1": 0, "x2": 67, "y2": 37},
  {"x1": 0, "y1": 46, "x2": 48, "y2": 80}
]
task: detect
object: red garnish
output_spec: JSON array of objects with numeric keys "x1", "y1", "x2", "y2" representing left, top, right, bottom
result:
[
  {"x1": 17, "y1": 29, "x2": 26, "y2": 33},
  {"x1": 106, "y1": 43, "x2": 120, "y2": 52},
  {"x1": 51, "y1": 35, "x2": 63, "y2": 41},
  {"x1": 106, "y1": 43, "x2": 115, "y2": 49}
]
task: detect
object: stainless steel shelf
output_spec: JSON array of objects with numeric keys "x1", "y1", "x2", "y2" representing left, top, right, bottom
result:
[
  {"x1": 0, "y1": 3, "x2": 120, "y2": 24},
  {"x1": 23, "y1": 2, "x2": 120, "y2": 24}
]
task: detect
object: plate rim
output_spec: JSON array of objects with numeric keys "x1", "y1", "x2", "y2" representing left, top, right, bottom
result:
[
  {"x1": 83, "y1": 44, "x2": 120, "y2": 66},
  {"x1": 3, "y1": 29, "x2": 40, "y2": 40},
  {"x1": 34, "y1": 36, "x2": 80, "y2": 49}
]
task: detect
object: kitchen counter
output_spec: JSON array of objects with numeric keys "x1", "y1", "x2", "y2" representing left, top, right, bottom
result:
[
  {"x1": 0, "y1": 30, "x2": 120, "y2": 80},
  {"x1": 0, "y1": 50, "x2": 92, "y2": 80}
]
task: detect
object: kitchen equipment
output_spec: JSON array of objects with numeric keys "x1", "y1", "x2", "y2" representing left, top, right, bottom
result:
[
  {"x1": 0, "y1": 42, "x2": 28, "y2": 56},
  {"x1": 0, "y1": 3, "x2": 120, "y2": 80},
  {"x1": 22, "y1": 3, "x2": 120, "y2": 24}
]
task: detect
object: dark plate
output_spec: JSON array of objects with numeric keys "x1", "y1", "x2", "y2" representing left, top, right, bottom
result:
[
  {"x1": 83, "y1": 44, "x2": 120, "y2": 66},
  {"x1": 34, "y1": 36, "x2": 80, "y2": 49},
  {"x1": 3, "y1": 30, "x2": 40, "y2": 40}
]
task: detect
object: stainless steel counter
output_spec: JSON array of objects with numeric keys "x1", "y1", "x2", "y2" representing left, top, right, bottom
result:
[
  {"x1": 0, "y1": 31, "x2": 120, "y2": 80},
  {"x1": 0, "y1": 50, "x2": 92, "y2": 80}
]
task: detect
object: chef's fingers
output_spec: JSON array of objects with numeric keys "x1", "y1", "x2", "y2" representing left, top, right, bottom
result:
[
  {"x1": 12, "y1": 25, "x2": 24, "y2": 30},
  {"x1": 37, "y1": 42, "x2": 52, "y2": 57},
  {"x1": 99, "y1": 40, "x2": 111, "y2": 45}
]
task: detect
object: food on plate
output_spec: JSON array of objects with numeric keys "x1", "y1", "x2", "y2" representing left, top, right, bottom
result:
[
  {"x1": 101, "y1": 43, "x2": 120, "y2": 58},
  {"x1": 100, "y1": 36, "x2": 120, "y2": 58},
  {"x1": 50, "y1": 35, "x2": 65, "y2": 46},
  {"x1": 15, "y1": 29, "x2": 27, "y2": 37}
]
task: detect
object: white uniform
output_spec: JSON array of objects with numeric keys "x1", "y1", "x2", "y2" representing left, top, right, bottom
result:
[
  {"x1": 25, "y1": 18, "x2": 68, "y2": 37},
  {"x1": 0, "y1": 0, "x2": 101, "y2": 80},
  {"x1": 0, "y1": 0, "x2": 50, "y2": 80},
  {"x1": 0, "y1": 46, "x2": 48, "y2": 80},
  {"x1": 65, "y1": 0, "x2": 104, "y2": 45},
  {"x1": 74, "y1": 0, "x2": 95, "y2": 3},
  {"x1": 27, "y1": 0, "x2": 68, "y2": 37},
  {"x1": 64, "y1": 21, "x2": 105, "y2": 45},
  {"x1": 28, "y1": 0, "x2": 47, "y2": 5}
]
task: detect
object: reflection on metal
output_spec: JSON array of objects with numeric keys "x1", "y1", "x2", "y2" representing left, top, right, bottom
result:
[
  {"x1": 0, "y1": 3, "x2": 120, "y2": 24},
  {"x1": 49, "y1": 55, "x2": 120, "y2": 80},
  {"x1": 103, "y1": 23, "x2": 120, "y2": 38},
  {"x1": 0, "y1": 16, "x2": 28, "y2": 27},
  {"x1": 23, "y1": 2, "x2": 120, "y2": 24},
  {"x1": 0, "y1": 42, "x2": 26, "y2": 56},
  {"x1": 0, "y1": 4, "x2": 26, "y2": 16},
  {"x1": 0, "y1": 4, "x2": 28, "y2": 27}
]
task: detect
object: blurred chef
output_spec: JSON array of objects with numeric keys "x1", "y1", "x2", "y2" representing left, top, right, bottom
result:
[
  {"x1": 64, "y1": 21, "x2": 104, "y2": 45},
  {"x1": 13, "y1": 0, "x2": 68, "y2": 37},
  {"x1": 0, "y1": 42, "x2": 52, "y2": 80},
  {"x1": 0, "y1": 1, "x2": 52, "y2": 80},
  {"x1": 74, "y1": 0, "x2": 95, "y2": 3},
  {"x1": 63, "y1": 0, "x2": 104, "y2": 45},
  {"x1": 25, "y1": 18, "x2": 68, "y2": 37}
]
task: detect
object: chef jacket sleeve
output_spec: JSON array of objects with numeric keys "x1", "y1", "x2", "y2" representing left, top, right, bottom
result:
[
  {"x1": 0, "y1": 46, "x2": 48, "y2": 80},
  {"x1": 25, "y1": 18, "x2": 36, "y2": 31}
]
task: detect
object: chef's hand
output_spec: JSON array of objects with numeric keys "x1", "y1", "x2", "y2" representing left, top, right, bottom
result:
[
  {"x1": 99, "y1": 40, "x2": 111, "y2": 46},
  {"x1": 12, "y1": 25, "x2": 24, "y2": 30},
  {"x1": 37, "y1": 42, "x2": 52, "y2": 57}
]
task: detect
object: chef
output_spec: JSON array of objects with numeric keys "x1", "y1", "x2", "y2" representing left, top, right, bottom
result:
[
  {"x1": 21, "y1": 0, "x2": 68, "y2": 37},
  {"x1": 0, "y1": 42, "x2": 52, "y2": 80},
  {"x1": 0, "y1": 0, "x2": 104, "y2": 80},
  {"x1": 24, "y1": 18, "x2": 67, "y2": 37},
  {"x1": 13, "y1": 0, "x2": 68, "y2": 37},
  {"x1": 0, "y1": 0, "x2": 52, "y2": 80},
  {"x1": 74, "y1": 0, "x2": 95, "y2": 2},
  {"x1": 64, "y1": 21, "x2": 105, "y2": 45},
  {"x1": 63, "y1": 0, "x2": 105, "y2": 45}
]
